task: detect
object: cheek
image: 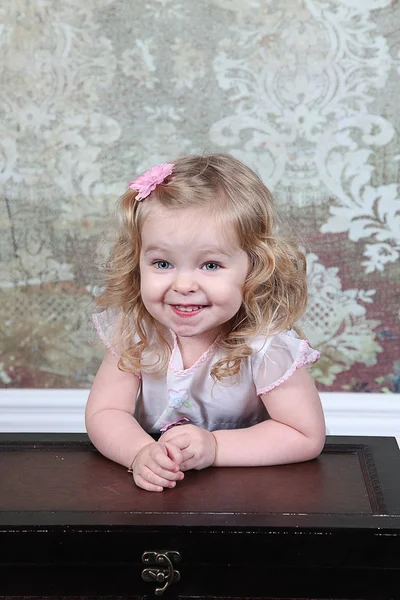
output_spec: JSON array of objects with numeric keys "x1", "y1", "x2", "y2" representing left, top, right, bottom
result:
[
  {"x1": 139, "y1": 268, "x2": 155, "y2": 300},
  {"x1": 230, "y1": 273, "x2": 247, "y2": 305},
  {"x1": 140, "y1": 268, "x2": 169, "y2": 301},
  {"x1": 212, "y1": 278, "x2": 244, "y2": 308}
]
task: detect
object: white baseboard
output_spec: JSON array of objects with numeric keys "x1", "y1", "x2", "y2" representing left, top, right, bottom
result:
[
  {"x1": 0, "y1": 390, "x2": 89, "y2": 433},
  {"x1": 0, "y1": 390, "x2": 399, "y2": 446}
]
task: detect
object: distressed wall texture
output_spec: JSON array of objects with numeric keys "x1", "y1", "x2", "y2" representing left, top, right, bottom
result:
[{"x1": 1, "y1": 0, "x2": 399, "y2": 392}]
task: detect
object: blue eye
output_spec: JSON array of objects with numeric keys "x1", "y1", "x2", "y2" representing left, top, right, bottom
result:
[
  {"x1": 203, "y1": 262, "x2": 220, "y2": 271},
  {"x1": 154, "y1": 260, "x2": 172, "y2": 270}
]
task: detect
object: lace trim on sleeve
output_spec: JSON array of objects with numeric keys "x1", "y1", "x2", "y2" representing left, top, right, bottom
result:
[
  {"x1": 257, "y1": 339, "x2": 320, "y2": 395},
  {"x1": 92, "y1": 313, "x2": 119, "y2": 358},
  {"x1": 92, "y1": 313, "x2": 141, "y2": 380}
]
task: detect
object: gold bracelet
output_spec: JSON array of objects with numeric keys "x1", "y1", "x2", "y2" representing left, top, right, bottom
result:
[
  {"x1": 127, "y1": 456, "x2": 137, "y2": 473},
  {"x1": 210, "y1": 431, "x2": 218, "y2": 465}
]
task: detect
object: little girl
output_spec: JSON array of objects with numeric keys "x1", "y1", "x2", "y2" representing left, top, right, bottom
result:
[{"x1": 86, "y1": 153, "x2": 326, "y2": 492}]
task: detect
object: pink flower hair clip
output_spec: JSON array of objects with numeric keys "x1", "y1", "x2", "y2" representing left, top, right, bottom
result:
[{"x1": 128, "y1": 163, "x2": 174, "y2": 201}]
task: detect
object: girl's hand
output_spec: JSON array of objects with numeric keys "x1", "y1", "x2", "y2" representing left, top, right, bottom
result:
[
  {"x1": 159, "y1": 425, "x2": 217, "y2": 471},
  {"x1": 131, "y1": 441, "x2": 185, "y2": 492}
]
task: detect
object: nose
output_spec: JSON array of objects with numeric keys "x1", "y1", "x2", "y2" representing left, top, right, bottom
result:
[{"x1": 172, "y1": 270, "x2": 199, "y2": 294}]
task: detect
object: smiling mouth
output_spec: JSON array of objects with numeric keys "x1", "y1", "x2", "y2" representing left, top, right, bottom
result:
[{"x1": 170, "y1": 305, "x2": 207, "y2": 317}]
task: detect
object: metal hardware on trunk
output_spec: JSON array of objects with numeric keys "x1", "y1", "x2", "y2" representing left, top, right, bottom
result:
[{"x1": 141, "y1": 551, "x2": 181, "y2": 595}]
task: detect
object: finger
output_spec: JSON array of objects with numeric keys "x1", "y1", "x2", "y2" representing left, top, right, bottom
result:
[
  {"x1": 134, "y1": 474, "x2": 164, "y2": 493},
  {"x1": 164, "y1": 442, "x2": 184, "y2": 466},
  {"x1": 154, "y1": 447, "x2": 182, "y2": 472},
  {"x1": 148, "y1": 459, "x2": 183, "y2": 482},
  {"x1": 162, "y1": 433, "x2": 191, "y2": 450},
  {"x1": 179, "y1": 447, "x2": 195, "y2": 465},
  {"x1": 160, "y1": 430, "x2": 191, "y2": 445},
  {"x1": 180, "y1": 457, "x2": 198, "y2": 472},
  {"x1": 140, "y1": 466, "x2": 179, "y2": 489},
  {"x1": 163, "y1": 443, "x2": 193, "y2": 466}
]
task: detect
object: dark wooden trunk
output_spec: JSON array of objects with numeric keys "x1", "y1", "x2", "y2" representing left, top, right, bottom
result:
[{"x1": 1, "y1": 434, "x2": 399, "y2": 599}]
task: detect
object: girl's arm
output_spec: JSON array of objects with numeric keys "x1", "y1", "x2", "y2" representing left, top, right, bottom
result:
[
  {"x1": 86, "y1": 351, "x2": 185, "y2": 491},
  {"x1": 212, "y1": 367, "x2": 326, "y2": 467},
  {"x1": 85, "y1": 350, "x2": 154, "y2": 468}
]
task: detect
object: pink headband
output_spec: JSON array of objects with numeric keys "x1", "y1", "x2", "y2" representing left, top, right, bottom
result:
[{"x1": 128, "y1": 163, "x2": 174, "y2": 201}]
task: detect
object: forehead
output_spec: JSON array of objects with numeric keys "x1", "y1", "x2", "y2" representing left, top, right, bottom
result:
[{"x1": 140, "y1": 204, "x2": 240, "y2": 252}]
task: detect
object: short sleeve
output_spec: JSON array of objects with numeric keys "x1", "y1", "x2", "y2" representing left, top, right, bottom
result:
[
  {"x1": 92, "y1": 309, "x2": 123, "y2": 358},
  {"x1": 92, "y1": 309, "x2": 141, "y2": 379},
  {"x1": 92, "y1": 308, "x2": 141, "y2": 359},
  {"x1": 252, "y1": 331, "x2": 320, "y2": 395}
]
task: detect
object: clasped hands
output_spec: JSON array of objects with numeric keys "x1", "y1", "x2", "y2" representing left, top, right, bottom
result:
[{"x1": 131, "y1": 424, "x2": 217, "y2": 492}]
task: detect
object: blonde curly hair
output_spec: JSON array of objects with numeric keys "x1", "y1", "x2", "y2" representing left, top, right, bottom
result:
[{"x1": 96, "y1": 153, "x2": 308, "y2": 381}]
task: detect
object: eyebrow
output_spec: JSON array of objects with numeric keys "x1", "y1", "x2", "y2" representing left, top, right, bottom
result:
[{"x1": 143, "y1": 244, "x2": 233, "y2": 257}]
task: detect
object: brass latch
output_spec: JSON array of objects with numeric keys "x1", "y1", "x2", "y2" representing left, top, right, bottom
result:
[{"x1": 141, "y1": 551, "x2": 181, "y2": 596}]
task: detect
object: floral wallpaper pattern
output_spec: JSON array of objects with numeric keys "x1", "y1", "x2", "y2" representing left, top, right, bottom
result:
[{"x1": 1, "y1": 0, "x2": 399, "y2": 392}]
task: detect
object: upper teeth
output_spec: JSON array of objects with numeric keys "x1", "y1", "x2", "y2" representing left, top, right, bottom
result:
[{"x1": 176, "y1": 305, "x2": 203, "y2": 312}]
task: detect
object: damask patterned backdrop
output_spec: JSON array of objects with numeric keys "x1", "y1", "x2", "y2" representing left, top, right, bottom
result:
[{"x1": 1, "y1": 0, "x2": 399, "y2": 392}]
